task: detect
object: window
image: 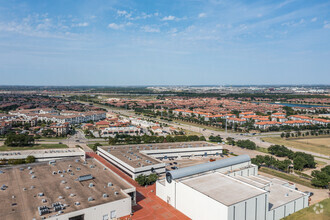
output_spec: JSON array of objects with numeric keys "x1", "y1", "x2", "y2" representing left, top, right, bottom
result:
[
  {"x1": 103, "y1": 214, "x2": 109, "y2": 220},
  {"x1": 110, "y1": 210, "x2": 116, "y2": 219}
]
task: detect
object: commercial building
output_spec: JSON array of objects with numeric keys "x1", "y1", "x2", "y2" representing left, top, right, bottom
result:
[
  {"x1": 97, "y1": 142, "x2": 223, "y2": 179},
  {"x1": 0, "y1": 158, "x2": 135, "y2": 220},
  {"x1": 0, "y1": 148, "x2": 85, "y2": 162},
  {"x1": 156, "y1": 155, "x2": 308, "y2": 220}
]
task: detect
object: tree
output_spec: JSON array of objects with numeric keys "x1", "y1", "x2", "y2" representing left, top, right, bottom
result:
[
  {"x1": 5, "y1": 133, "x2": 35, "y2": 146},
  {"x1": 25, "y1": 156, "x2": 36, "y2": 163},
  {"x1": 135, "y1": 174, "x2": 158, "y2": 186},
  {"x1": 311, "y1": 168, "x2": 330, "y2": 188},
  {"x1": 293, "y1": 156, "x2": 307, "y2": 171},
  {"x1": 280, "y1": 133, "x2": 285, "y2": 138}
]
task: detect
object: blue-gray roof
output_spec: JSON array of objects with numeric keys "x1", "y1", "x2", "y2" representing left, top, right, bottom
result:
[{"x1": 166, "y1": 155, "x2": 250, "y2": 183}]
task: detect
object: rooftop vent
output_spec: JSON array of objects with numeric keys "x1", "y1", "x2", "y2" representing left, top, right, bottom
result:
[
  {"x1": 38, "y1": 193, "x2": 44, "y2": 197},
  {"x1": 89, "y1": 183, "x2": 94, "y2": 188},
  {"x1": 74, "y1": 202, "x2": 80, "y2": 206},
  {"x1": 29, "y1": 171, "x2": 34, "y2": 174},
  {"x1": 61, "y1": 180, "x2": 66, "y2": 184},
  {"x1": 28, "y1": 167, "x2": 32, "y2": 170},
  {"x1": 76, "y1": 168, "x2": 81, "y2": 171},
  {"x1": 42, "y1": 199, "x2": 47, "y2": 203},
  {"x1": 52, "y1": 171, "x2": 57, "y2": 175},
  {"x1": 107, "y1": 182, "x2": 113, "y2": 187},
  {"x1": 61, "y1": 175, "x2": 64, "y2": 178},
  {"x1": 114, "y1": 192, "x2": 119, "y2": 196},
  {"x1": 68, "y1": 165, "x2": 72, "y2": 167},
  {"x1": 65, "y1": 186, "x2": 71, "y2": 190},
  {"x1": 75, "y1": 159, "x2": 79, "y2": 163},
  {"x1": 58, "y1": 196, "x2": 64, "y2": 199},
  {"x1": 31, "y1": 186, "x2": 35, "y2": 189},
  {"x1": 31, "y1": 175, "x2": 36, "y2": 179},
  {"x1": 70, "y1": 194, "x2": 75, "y2": 197},
  {"x1": 88, "y1": 197, "x2": 94, "y2": 202},
  {"x1": 103, "y1": 194, "x2": 108, "y2": 198}
]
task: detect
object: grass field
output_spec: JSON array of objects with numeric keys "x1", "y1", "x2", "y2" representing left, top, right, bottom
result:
[
  {"x1": 259, "y1": 167, "x2": 316, "y2": 188},
  {"x1": 283, "y1": 198, "x2": 330, "y2": 220},
  {"x1": 262, "y1": 136, "x2": 330, "y2": 156},
  {"x1": 0, "y1": 144, "x2": 68, "y2": 151}
]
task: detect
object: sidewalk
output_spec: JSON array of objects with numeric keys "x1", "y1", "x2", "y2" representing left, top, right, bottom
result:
[{"x1": 86, "y1": 152, "x2": 190, "y2": 220}]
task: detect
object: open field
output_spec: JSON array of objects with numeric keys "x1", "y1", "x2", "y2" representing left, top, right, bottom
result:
[
  {"x1": 261, "y1": 136, "x2": 330, "y2": 156},
  {"x1": 259, "y1": 167, "x2": 315, "y2": 188},
  {"x1": 0, "y1": 144, "x2": 68, "y2": 151},
  {"x1": 283, "y1": 198, "x2": 330, "y2": 220}
]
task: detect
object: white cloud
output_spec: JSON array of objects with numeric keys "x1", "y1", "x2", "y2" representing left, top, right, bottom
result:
[
  {"x1": 72, "y1": 22, "x2": 89, "y2": 27},
  {"x1": 117, "y1": 10, "x2": 131, "y2": 19},
  {"x1": 324, "y1": 21, "x2": 330, "y2": 29},
  {"x1": 108, "y1": 22, "x2": 133, "y2": 30},
  {"x1": 162, "y1": 15, "x2": 176, "y2": 21},
  {"x1": 142, "y1": 25, "x2": 160, "y2": 33},
  {"x1": 108, "y1": 23, "x2": 124, "y2": 30},
  {"x1": 154, "y1": 12, "x2": 159, "y2": 16},
  {"x1": 311, "y1": 17, "x2": 317, "y2": 22},
  {"x1": 198, "y1": 13, "x2": 206, "y2": 18}
]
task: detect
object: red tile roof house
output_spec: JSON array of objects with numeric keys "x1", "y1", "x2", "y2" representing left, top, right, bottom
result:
[
  {"x1": 227, "y1": 117, "x2": 246, "y2": 125},
  {"x1": 254, "y1": 121, "x2": 282, "y2": 130}
]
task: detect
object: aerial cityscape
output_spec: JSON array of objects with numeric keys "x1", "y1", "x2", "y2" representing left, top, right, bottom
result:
[{"x1": 0, "y1": 1, "x2": 329, "y2": 220}]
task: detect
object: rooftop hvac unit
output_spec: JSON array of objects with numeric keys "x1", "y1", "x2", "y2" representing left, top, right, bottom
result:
[
  {"x1": 58, "y1": 196, "x2": 64, "y2": 199},
  {"x1": 88, "y1": 197, "x2": 93, "y2": 201},
  {"x1": 31, "y1": 186, "x2": 35, "y2": 189},
  {"x1": 42, "y1": 199, "x2": 47, "y2": 203},
  {"x1": 29, "y1": 171, "x2": 34, "y2": 174},
  {"x1": 31, "y1": 175, "x2": 36, "y2": 179},
  {"x1": 76, "y1": 174, "x2": 94, "y2": 182},
  {"x1": 38, "y1": 206, "x2": 49, "y2": 216},
  {"x1": 68, "y1": 165, "x2": 72, "y2": 167},
  {"x1": 28, "y1": 167, "x2": 32, "y2": 170},
  {"x1": 89, "y1": 183, "x2": 94, "y2": 188},
  {"x1": 20, "y1": 168, "x2": 24, "y2": 171},
  {"x1": 65, "y1": 186, "x2": 71, "y2": 189},
  {"x1": 58, "y1": 170, "x2": 62, "y2": 173},
  {"x1": 61, "y1": 180, "x2": 66, "y2": 184},
  {"x1": 52, "y1": 171, "x2": 57, "y2": 175},
  {"x1": 23, "y1": 188, "x2": 27, "y2": 191},
  {"x1": 90, "y1": 165, "x2": 95, "y2": 168},
  {"x1": 70, "y1": 194, "x2": 75, "y2": 197},
  {"x1": 67, "y1": 169, "x2": 72, "y2": 172},
  {"x1": 63, "y1": 170, "x2": 66, "y2": 173},
  {"x1": 103, "y1": 194, "x2": 108, "y2": 198},
  {"x1": 70, "y1": 172, "x2": 75, "y2": 176},
  {"x1": 74, "y1": 202, "x2": 80, "y2": 206},
  {"x1": 61, "y1": 175, "x2": 64, "y2": 178},
  {"x1": 38, "y1": 193, "x2": 44, "y2": 197},
  {"x1": 76, "y1": 167, "x2": 81, "y2": 171},
  {"x1": 114, "y1": 192, "x2": 119, "y2": 195},
  {"x1": 75, "y1": 159, "x2": 79, "y2": 162}
]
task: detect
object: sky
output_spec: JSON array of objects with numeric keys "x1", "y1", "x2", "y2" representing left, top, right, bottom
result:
[{"x1": 0, "y1": 0, "x2": 329, "y2": 86}]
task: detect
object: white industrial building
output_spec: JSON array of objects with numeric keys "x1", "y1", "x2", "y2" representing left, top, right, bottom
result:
[
  {"x1": 97, "y1": 142, "x2": 223, "y2": 179},
  {"x1": 156, "y1": 155, "x2": 309, "y2": 220}
]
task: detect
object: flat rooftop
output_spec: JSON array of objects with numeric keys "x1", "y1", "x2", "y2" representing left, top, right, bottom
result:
[
  {"x1": 181, "y1": 172, "x2": 266, "y2": 206},
  {"x1": 268, "y1": 184, "x2": 306, "y2": 210},
  {"x1": 0, "y1": 148, "x2": 84, "y2": 158},
  {"x1": 99, "y1": 141, "x2": 216, "y2": 168},
  {"x1": 0, "y1": 158, "x2": 134, "y2": 220}
]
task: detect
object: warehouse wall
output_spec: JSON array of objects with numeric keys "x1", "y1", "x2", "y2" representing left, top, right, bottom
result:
[
  {"x1": 175, "y1": 181, "x2": 228, "y2": 220},
  {"x1": 49, "y1": 197, "x2": 131, "y2": 220},
  {"x1": 228, "y1": 193, "x2": 267, "y2": 220}
]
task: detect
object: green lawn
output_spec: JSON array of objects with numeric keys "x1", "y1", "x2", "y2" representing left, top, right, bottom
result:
[
  {"x1": 0, "y1": 144, "x2": 68, "y2": 151},
  {"x1": 259, "y1": 167, "x2": 316, "y2": 188},
  {"x1": 283, "y1": 198, "x2": 330, "y2": 220},
  {"x1": 262, "y1": 136, "x2": 330, "y2": 156}
]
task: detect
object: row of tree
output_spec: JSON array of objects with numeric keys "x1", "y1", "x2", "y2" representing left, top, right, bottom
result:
[
  {"x1": 4, "y1": 133, "x2": 35, "y2": 146},
  {"x1": 268, "y1": 145, "x2": 316, "y2": 170},
  {"x1": 281, "y1": 130, "x2": 330, "y2": 138},
  {"x1": 108, "y1": 134, "x2": 206, "y2": 145},
  {"x1": 0, "y1": 155, "x2": 36, "y2": 165},
  {"x1": 251, "y1": 155, "x2": 292, "y2": 172}
]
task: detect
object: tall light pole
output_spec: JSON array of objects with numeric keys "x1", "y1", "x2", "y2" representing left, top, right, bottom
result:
[{"x1": 225, "y1": 117, "x2": 228, "y2": 133}]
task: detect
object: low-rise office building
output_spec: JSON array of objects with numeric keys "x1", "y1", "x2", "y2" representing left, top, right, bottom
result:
[{"x1": 97, "y1": 142, "x2": 223, "y2": 179}]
